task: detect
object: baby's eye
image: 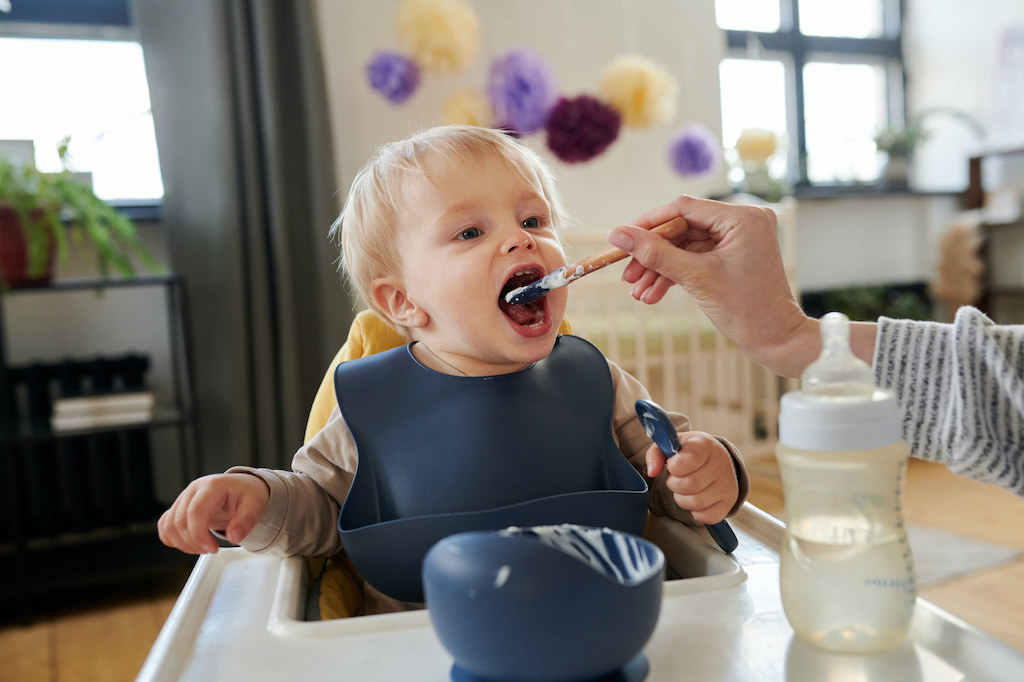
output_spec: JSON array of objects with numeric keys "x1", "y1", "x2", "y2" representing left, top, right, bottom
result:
[
  {"x1": 457, "y1": 227, "x2": 482, "y2": 240},
  {"x1": 522, "y1": 217, "x2": 541, "y2": 229}
]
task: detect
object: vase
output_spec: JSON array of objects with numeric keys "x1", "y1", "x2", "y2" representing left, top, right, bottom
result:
[
  {"x1": 0, "y1": 206, "x2": 54, "y2": 287},
  {"x1": 881, "y1": 155, "x2": 910, "y2": 188},
  {"x1": 740, "y1": 165, "x2": 788, "y2": 203}
]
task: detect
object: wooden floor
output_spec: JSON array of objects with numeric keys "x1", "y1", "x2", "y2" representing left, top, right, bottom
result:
[
  {"x1": 0, "y1": 568, "x2": 191, "y2": 682},
  {"x1": 2, "y1": 458, "x2": 1023, "y2": 681}
]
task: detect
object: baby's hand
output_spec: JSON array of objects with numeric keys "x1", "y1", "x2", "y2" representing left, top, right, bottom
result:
[
  {"x1": 157, "y1": 473, "x2": 270, "y2": 554},
  {"x1": 645, "y1": 431, "x2": 738, "y2": 525}
]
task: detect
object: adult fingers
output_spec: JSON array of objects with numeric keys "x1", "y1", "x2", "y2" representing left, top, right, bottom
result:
[
  {"x1": 610, "y1": 224, "x2": 699, "y2": 290},
  {"x1": 625, "y1": 200, "x2": 688, "y2": 231}
]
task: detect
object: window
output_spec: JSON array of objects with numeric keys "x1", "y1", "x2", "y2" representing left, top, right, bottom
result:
[
  {"x1": 0, "y1": 1, "x2": 164, "y2": 204},
  {"x1": 716, "y1": 0, "x2": 904, "y2": 189}
]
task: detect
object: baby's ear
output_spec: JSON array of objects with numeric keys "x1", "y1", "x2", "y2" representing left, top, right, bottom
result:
[{"x1": 372, "y1": 279, "x2": 428, "y2": 329}]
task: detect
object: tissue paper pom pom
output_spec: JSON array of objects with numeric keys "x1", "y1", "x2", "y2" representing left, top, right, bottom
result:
[
  {"x1": 734, "y1": 128, "x2": 778, "y2": 164},
  {"x1": 366, "y1": 52, "x2": 420, "y2": 104},
  {"x1": 442, "y1": 87, "x2": 494, "y2": 127},
  {"x1": 487, "y1": 49, "x2": 558, "y2": 135},
  {"x1": 668, "y1": 124, "x2": 722, "y2": 177},
  {"x1": 396, "y1": 0, "x2": 480, "y2": 75},
  {"x1": 599, "y1": 54, "x2": 678, "y2": 128},
  {"x1": 545, "y1": 95, "x2": 622, "y2": 164}
]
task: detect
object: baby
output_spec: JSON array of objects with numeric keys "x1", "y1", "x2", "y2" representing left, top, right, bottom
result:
[{"x1": 158, "y1": 125, "x2": 749, "y2": 615}]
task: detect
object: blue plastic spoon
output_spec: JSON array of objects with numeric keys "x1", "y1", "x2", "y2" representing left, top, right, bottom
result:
[{"x1": 634, "y1": 399, "x2": 739, "y2": 554}]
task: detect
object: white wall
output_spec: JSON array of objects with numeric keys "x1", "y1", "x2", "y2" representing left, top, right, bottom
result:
[
  {"x1": 800, "y1": 2, "x2": 1024, "y2": 296},
  {"x1": 794, "y1": 194, "x2": 960, "y2": 293},
  {"x1": 906, "y1": 0, "x2": 1024, "y2": 191},
  {"x1": 314, "y1": 0, "x2": 729, "y2": 233}
]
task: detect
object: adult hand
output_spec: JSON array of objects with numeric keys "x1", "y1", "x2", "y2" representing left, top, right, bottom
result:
[
  {"x1": 158, "y1": 473, "x2": 270, "y2": 554},
  {"x1": 606, "y1": 196, "x2": 818, "y2": 378}
]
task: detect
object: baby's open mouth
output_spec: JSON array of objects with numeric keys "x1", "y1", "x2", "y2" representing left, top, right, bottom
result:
[{"x1": 499, "y1": 270, "x2": 547, "y2": 327}]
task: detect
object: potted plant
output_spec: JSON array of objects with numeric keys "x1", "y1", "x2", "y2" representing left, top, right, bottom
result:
[
  {"x1": 732, "y1": 128, "x2": 791, "y2": 203},
  {"x1": 874, "y1": 107, "x2": 984, "y2": 186},
  {"x1": 0, "y1": 151, "x2": 164, "y2": 288}
]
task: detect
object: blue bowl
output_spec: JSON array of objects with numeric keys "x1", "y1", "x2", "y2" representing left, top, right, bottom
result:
[{"x1": 423, "y1": 524, "x2": 665, "y2": 682}]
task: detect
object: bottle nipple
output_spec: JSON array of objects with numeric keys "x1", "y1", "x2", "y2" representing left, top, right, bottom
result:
[{"x1": 801, "y1": 312, "x2": 875, "y2": 398}]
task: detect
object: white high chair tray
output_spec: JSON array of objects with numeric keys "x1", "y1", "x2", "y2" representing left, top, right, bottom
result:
[{"x1": 137, "y1": 504, "x2": 1024, "y2": 681}]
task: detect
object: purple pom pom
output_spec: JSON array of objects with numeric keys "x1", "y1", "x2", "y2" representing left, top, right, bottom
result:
[
  {"x1": 667, "y1": 124, "x2": 722, "y2": 177},
  {"x1": 545, "y1": 96, "x2": 622, "y2": 164},
  {"x1": 367, "y1": 52, "x2": 420, "y2": 105},
  {"x1": 488, "y1": 49, "x2": 558, "y2": 135}
]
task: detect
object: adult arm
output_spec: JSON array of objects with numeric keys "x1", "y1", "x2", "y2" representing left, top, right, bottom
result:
[{"x1": 875, "y1": 306, "x2": 1024, "y2": 496}]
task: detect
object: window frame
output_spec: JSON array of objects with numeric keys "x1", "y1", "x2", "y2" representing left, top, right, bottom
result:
[
  {"x1": 0, "y1": 0, "x2": 130, "y2": 30},
  {"x1": 0, "y1": 0, "x2": 163, "y2": 210},
  {"x1": 721, "y1": 0, "x2": 907, "y2": 191}
]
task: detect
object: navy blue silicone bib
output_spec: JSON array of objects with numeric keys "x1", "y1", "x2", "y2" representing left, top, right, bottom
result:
[{"x1": 335, "y1": 335, "x2": 649, "y2": 603}]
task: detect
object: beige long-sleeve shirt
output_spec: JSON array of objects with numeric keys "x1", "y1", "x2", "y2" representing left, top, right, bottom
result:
[{"x1": 230, "y1": 358, "x2": 749, "y2": 613}]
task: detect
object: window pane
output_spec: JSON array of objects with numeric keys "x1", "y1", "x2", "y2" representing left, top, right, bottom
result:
[
  {"x1": 799, "y1": 0, "x2": 884, "y2": 38},
  {"x1": 715, "y1": 0, "x2": 780, "y2": 33},
  {"x1": 803, "y1": 61, "x2": 887, "y2": 183},
  {"x1": 0, "y1": 37, "x2": 163, "y2": 201},
  {"x1": 719, "y1": 58, "x2": 789, "y2": 178}
]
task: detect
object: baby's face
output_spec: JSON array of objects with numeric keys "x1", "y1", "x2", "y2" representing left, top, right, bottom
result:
[{"x1": 394, "y1": 152, "x2": 568, "y2": 375}]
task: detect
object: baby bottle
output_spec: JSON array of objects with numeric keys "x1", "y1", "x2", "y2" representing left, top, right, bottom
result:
[{"x1": 777, "y1": 312, "x2": 916, "y2": 653}]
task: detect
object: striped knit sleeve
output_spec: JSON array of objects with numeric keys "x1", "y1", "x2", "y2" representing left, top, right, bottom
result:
[{"x1": 873, "y1": 306, "x2": 1024, "y2": 496}]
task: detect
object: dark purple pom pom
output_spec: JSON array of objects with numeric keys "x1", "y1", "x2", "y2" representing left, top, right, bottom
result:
[
  {"x1": 367, "y1": 52, "x2": 420, "y2": 105},
  {"x1": 544, "y1": 96, "x2": 622, "y2": 164}
]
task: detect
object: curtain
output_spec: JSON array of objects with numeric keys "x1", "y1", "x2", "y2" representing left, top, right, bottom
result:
[{"x1": 134, "y1": 0, "x2": 352, "y2": 473}]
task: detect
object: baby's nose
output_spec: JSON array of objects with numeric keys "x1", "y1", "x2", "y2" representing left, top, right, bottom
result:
[{"x1": 506, "y1": 229, "x2": 537, "y2": 253}]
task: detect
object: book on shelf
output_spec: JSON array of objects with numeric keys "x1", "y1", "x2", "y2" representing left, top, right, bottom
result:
[
  {"x1": 52, "y1": 391, "x2": 156, "y2": 418},
  {"x1": 51, "y1": 409, "x2": 154, "y2": 432},
  {"x1": 50, "y1": 391, "x2": 156, "y2": 432}
]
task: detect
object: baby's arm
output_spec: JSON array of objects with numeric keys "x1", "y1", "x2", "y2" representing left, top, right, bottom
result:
[
  {"x1": 158, "y1": 473, "x2": 270, "y2": 554},
  {"x1": 644, "y1": 434, "x2": 739, "y2": 525},
  {"x1": 159, "y1": 406, "x2": 360, "y2": 557}
]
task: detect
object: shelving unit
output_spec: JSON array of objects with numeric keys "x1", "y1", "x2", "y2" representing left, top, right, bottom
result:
[
  {"x1": 976, "y1": 218, "x2": 1024, "y2": 319},
  {"x1": 964, "y1": 149, "x2": 1024, "y2": 323},
  {"x1": 0, "y1": 275, "x2": 199, "y2": 623}
]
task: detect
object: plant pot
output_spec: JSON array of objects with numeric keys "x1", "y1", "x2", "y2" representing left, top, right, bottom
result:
[
  {"x1": 881, "y1": 155, "x2": 911, "y2": 188},
  {"x1": 0, "y1": 206, "x2": 54, "y2": 287}
]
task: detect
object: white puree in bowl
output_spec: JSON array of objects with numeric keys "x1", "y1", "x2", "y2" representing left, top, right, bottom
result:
[{"x1": 499, "y1": 524, "x2": 658, "y2": 586}]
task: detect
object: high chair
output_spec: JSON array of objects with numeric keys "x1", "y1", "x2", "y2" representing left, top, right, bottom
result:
[{"x1": 301, "y1": 309, "x2": 574, "y2": 618}]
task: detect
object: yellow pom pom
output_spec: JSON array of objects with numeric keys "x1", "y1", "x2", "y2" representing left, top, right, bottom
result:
[
  {"x1": 442, "y1": 87, "x2": 494, "y2": 127},
  {"x1": 598, "y1": 54, "x2": 678, "y2": 129},
  {"x1": 734, "y1": 128, "x2": 778, "y2": 164},
  {"x1": 396, "y1": 0, "x2": 480, "y2": 75}
]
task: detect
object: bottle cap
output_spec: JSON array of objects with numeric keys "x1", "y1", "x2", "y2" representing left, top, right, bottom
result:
[
  {"x1": 779, "y1": 312, "x2": 903, "y2": 451},
  {"x1": 779, "y1": 389, "x2": 902, "y2": 451}
]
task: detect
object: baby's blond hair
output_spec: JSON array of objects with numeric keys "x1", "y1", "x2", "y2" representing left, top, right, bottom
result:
[{"x1": 330, "y1": 125, "x2": 567, "y2": 328}]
